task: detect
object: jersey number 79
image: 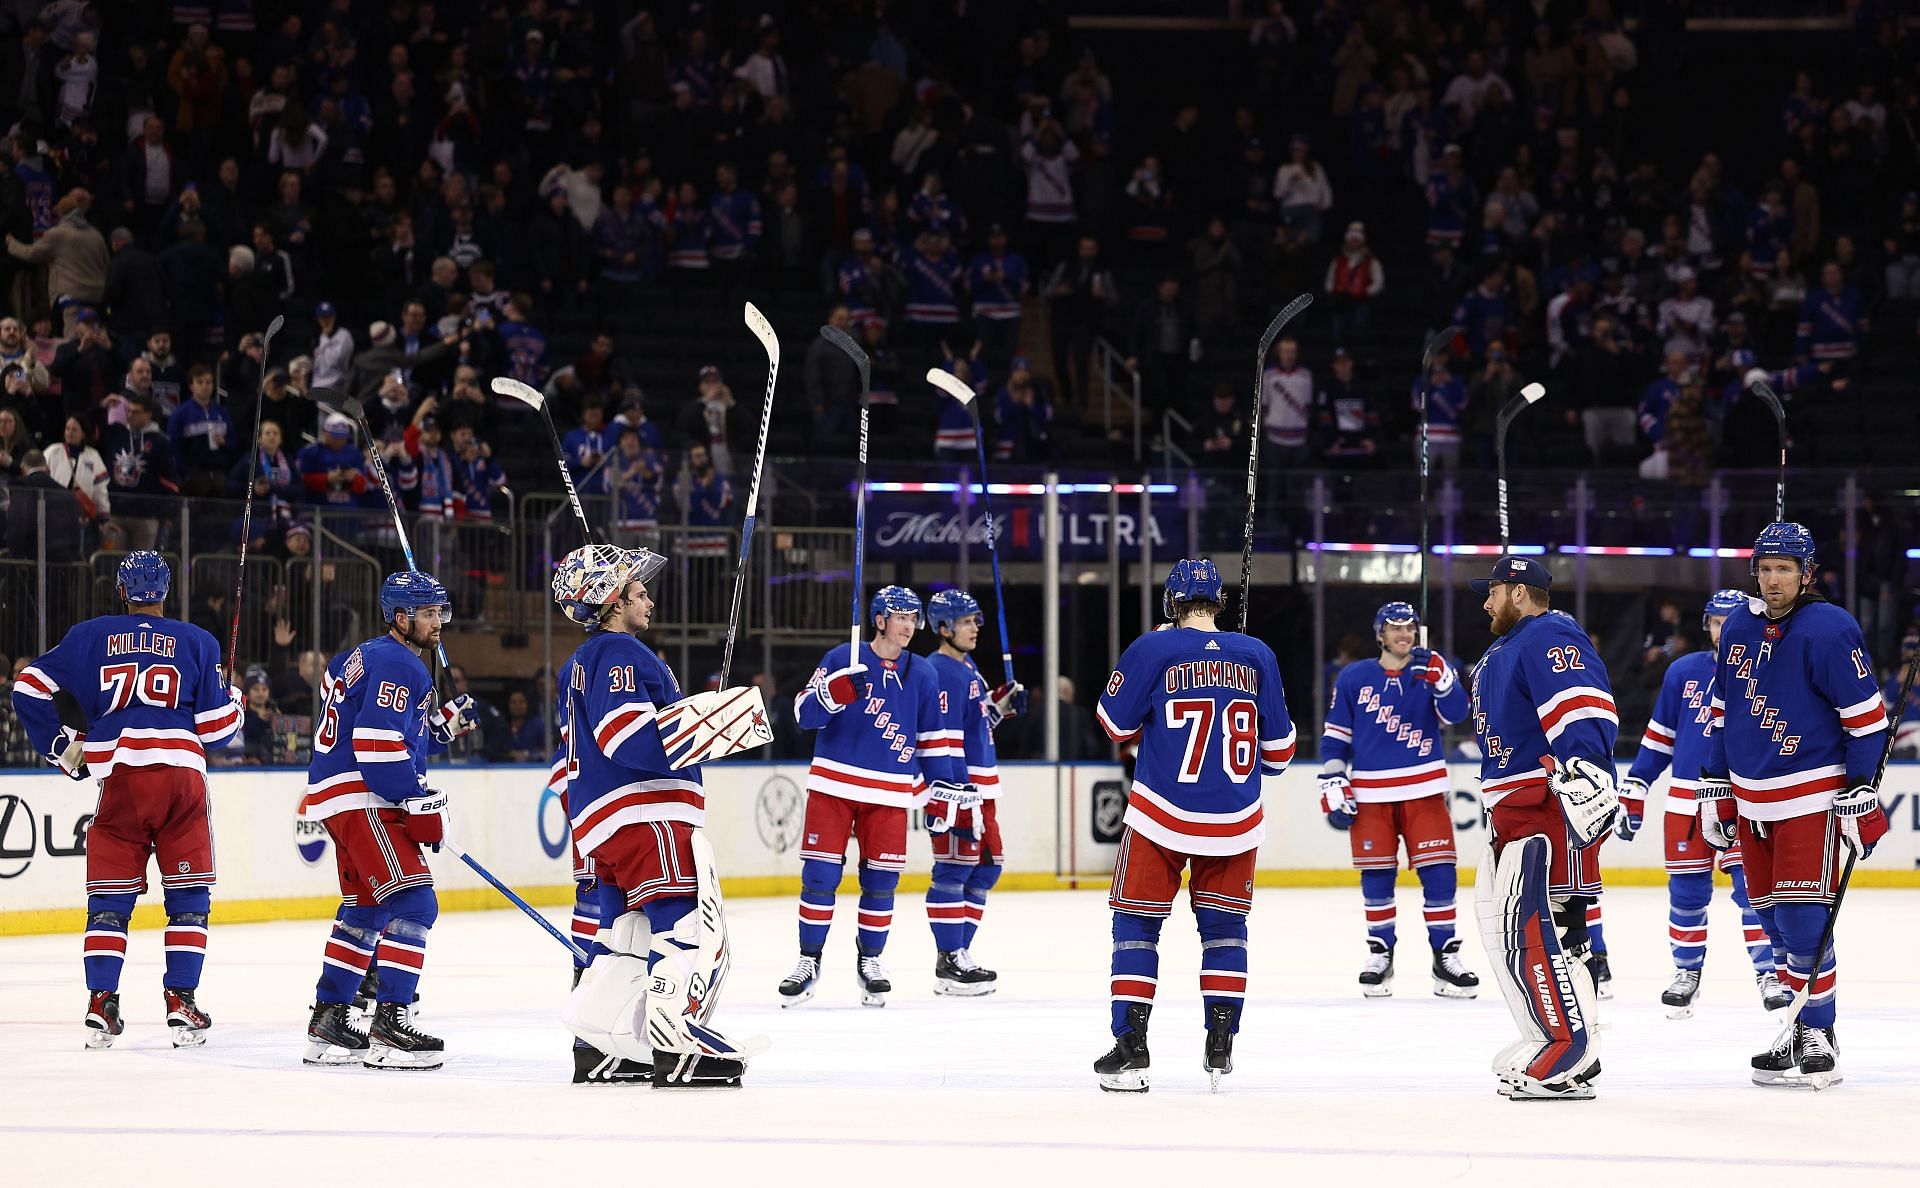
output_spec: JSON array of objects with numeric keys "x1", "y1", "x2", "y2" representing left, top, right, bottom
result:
[{"x1": 1165, "y1": 697, "x2": 1258, "y2": 782}]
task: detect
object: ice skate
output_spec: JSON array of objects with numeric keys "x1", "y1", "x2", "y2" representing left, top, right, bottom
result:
[
  {"x1": 855, "y1": 948, "x2": 891, "y2": 1007},
  {"x1": 1202, "y1": 1003, "x2": 1235, "y2": 1092},
  {"x1": 1588, "y1": 950, "x2": 1613, "y2": 1000},
  {"x1": 653, "y1": 1048, "x2": 746, "y2": 1089},
  {"x1": 1751, "y1": 1022, "x2": 1802, "y2": 1087},
  {"x1": 1790, "y1": 1025, "x2": 1842, "y2": 1090},
  {"x1": 934, "y1": 949, "x2": 996, "y2": 996},
  {"x1": 1095, "y1": 1004, "x2": 1151, "y2": 1093},
  {"x1": 1502, "y1": 1066, "x2": 1600, "y2": 1101},
  {"x1": 304, "y1": 1002, "x2": 370, "y2": 1067},
  {"x1": 1359, "y1": 938, "x2": 1394, "y2": 997},
  {"x1": 1431, "y1": 939, "x2": 1479, "y2": 999},
  {"x1": 1757, "y1": 969, "x2": 1793, "y2": 1012},
  {"x1": 84, "y1": 991, "x2": 123, "y2": 1051},
  {"x1": 1662, "y1": 968, "x2": 1703, "y2": 1019},
  {"x1": 962, "y1": 948, "x2": 997, "y2": 982},
  {"x1": 364, "y1": 1001, "x2": 443, "y2": 1070},
  {"x1": 573, "y1": 1044, "x2": 652, "y2": 1084},
  {"x1": 777, "y1": 952, "x2": 820, "y2": 1007},
  {"x1": 164, "y1": 988, "x2": 213, "y2": 1047}
]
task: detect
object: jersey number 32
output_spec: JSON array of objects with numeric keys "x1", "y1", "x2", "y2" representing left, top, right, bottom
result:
[{"x1": 1165, "y1": 697, "x2": 1258, "y2": 782}]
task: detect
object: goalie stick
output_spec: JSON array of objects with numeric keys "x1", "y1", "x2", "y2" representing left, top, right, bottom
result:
[
  {"x1": 491, "y1": 376, "x2": 596, "y2": 543},
  {"x1": 1239, "y1": 293, "x2": 1313, "y2": 630},
  {"x1": 225, "y1": 313, "x2": 285, "y2": 682},
  {"x1": 819, "y1": 324, "x2": 872, "y2": 656},
  {"x1": 925, "y1": 367, "x2": 1015, "y2": 685}
]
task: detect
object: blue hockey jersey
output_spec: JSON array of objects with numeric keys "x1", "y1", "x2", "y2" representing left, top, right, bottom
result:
[
  {"x1": 929, "y1": 651, "x2": 1002, "y2": 800},
  {"x1": 1468, "y1": 611, "x2": 1618, "y2": 809},
  {"x1": 1625, "y1": 648, "x2": 1716, "y2": 815},
  {"x1": 1321, "y1": 656, "x2": 1468, "y2": 802},
  {"x1": 707, "y1": 188, "x2": 763, "y2": 261},
  {"x1": 13, "y1": 614, "x2": 238, "y2": 780},
  {"x1": 555, "y1": 631, "x2": 703, "y2": 857},
  {"x1": 1095, "y1": 627, "x2": 1296, "y2": 856},
  {"x1": 902, "y1": 245, "x2": 962, "y2": 325},
  {"x1": 967, "y1": 250, "x2": 1028, "y2": 320},
  {"x1": 1704, "y1": 597, "x2": 1886, "y2": 822},
  {"x1": 794, "y1": 643, "x2": 961, "y2": 810},
  {"x1": 301, "y1": 635, "x2": 440, "y2": 821}
]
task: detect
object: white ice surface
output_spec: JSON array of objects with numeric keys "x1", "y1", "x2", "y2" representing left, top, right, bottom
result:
[{"x1": 6, "y1": 885, "x2": 1919, "y2": 1185}]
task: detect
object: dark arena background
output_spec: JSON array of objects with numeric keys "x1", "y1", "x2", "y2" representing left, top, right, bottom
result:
[{"x1": 2, "y1": 1, "x2": 1918, "y2": 1181}]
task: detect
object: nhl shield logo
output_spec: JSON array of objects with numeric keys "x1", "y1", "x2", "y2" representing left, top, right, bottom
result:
[{"x1": 1091, "y1": 781, "x2": 1127, "y2": 844}]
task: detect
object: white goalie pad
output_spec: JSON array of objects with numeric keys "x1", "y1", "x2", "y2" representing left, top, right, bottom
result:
[
  {"x1": 1550, "y1": 756, "x2": 1620, "y2": 847},
  {"x1": 1476, "y1": 834, "x2": 1599, "y2": 1095},
  {"x1": 560, "y1": 910, "x2": 655, "y2": 1063},
  {"x1": 644, "y1": 832, "x2": 767, "y2": 1061},
  {"x1": 657, "y1": 686, "x2": 776, "y2": 770}
]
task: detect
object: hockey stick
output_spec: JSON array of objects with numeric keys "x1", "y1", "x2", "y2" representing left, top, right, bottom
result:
[
  {"x1": 336, "y1": 392, "x2": 452, "y2": 671},
  {"x1": 1494, "y1": 382, "x2": 1548, "y2": 553},
  {"x1": 225, "y1": 314, "x2": 285, "y2": 682},
  {"x1": 450, "y1": 839, "x2": 591, "y2": 963},
  {"x1": 1415, "y1": 324, "x2": 1460, "y2": 646},
  {"x1": 718, "y1": 303, "x2": 780, "y2": 689},
  {"x1": 819, "y1": 325, "x2": 871, "y2": 657},
  {"x1": 926, "y1": 367, "x2": 1014, "y2": 684},
  {"x1": 490, "y1": 376, "x2": 595, "y2": 543},
  {"x1": 1748, "y1": 379, "x2": 1788, "y2": 523},
  {"x1": 1238, "y1": 293, "x2": 1313, "y2": 630}
]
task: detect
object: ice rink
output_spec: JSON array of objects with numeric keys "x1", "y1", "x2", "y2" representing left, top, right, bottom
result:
[{"x1": 7, "y1": 884, "x2": 1919, "y2": 1184}]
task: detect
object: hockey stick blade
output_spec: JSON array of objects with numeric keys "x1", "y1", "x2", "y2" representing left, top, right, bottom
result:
[
  {"x1": 925, "y1": 367, "x2": 976, "y2": 406},
  {"x1": 490, "y1": 375, "x2": 546, "y2": 410},
  {"x1": 1495, "y1": 383, "x2": 1548, "y2": 436},
  {"x1": 1258, "y1": 292, "x2": 1314, "y2": 361},
  {"x1": 744, "y1": 301, "x2": 780, "y2": 366},
  {"x1": 819, "y1": 324, "x2": 871, "y2": 389}
]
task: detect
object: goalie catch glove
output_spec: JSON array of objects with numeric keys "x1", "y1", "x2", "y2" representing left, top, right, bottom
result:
[
  {"x1": 47, "y1": 725, "x2": 88, "y2": 780},
  {"x1": 924, "y1": 780, "x2": 983, "y2": 841},
  {"x1": 430, "y1": 694, "x2": 479, "y2": 744},
  {"x1": 1318, "y1": 761, "x2": 1357, "y2": 830},
  {"x1": 1695, "y1": 776, "x2": 1736, "y2": 851},
  {"x1": 1613, "y1": 776, "x2": 1648, "y2": 841}
]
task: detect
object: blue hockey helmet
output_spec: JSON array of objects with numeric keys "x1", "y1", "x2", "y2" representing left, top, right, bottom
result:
[
  {"x1": 871, "y1": 584, "x2": 925, "y2": 629},
  {"x1": 1702, "y1": 588, "x2": 1747, "y2": 629},
  {"x1": 380, "y1": 570, "x2": 451, "y2": 626},
  {"x1": 1749, "y1": 521, "x2": 1816, "y2": 577},
  {"x1": 927, "y1": 589, "x2": 982, "y2": 636},
  {"x1": 1162, "y1": 558, "x2": 1223, "y2": 620},
  {"x1": 1373, "y1": 600, "x2": 1418, "y2": 641},
  {"x1": 117, "y1": 550, "x2": 171, "y2": 604}
]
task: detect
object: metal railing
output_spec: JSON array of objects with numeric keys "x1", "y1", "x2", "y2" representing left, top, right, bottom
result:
[{"x1": 1090, "y1": 336, "x2": 1144, "y2": 463}]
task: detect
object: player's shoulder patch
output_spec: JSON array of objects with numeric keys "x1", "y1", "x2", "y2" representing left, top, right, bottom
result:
[{"x1": 343, "y1": 646, "x2": 366, "y2": 687}]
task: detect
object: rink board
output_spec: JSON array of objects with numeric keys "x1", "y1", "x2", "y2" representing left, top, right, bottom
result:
[{"x1": 5, "y1": 760, "x2": 1920, "y2": 932}]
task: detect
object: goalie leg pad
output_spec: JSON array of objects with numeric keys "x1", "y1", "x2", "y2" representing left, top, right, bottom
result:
[
  {"x1": 561, "y1": 909, "x2": 653, "y2": 1060},
  {"x1": 641, "y1": 895, "x2": 765, "y2": 1063},
  {"x1": 1479, "y1": 834, "x2": 1599, "y2": 1096}
]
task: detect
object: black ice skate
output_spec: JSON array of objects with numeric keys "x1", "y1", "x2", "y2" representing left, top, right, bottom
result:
[
  {"x1": 1431, "y1": 939, "x2": 1480, "y2": 999},
  {"x1": 1756, "y1": 970, "x2": 1793, "y2": 1011},
  {"x1": 1588, "y1": 950, "x2": 1614, "y2": 1000},
  {"x1": 353, "y1": 968, "x2": 380, "y2": 1017},
  {"x1": 855, "y1": 947, "x2": 891, "y2": 1007},
  {"x1": 934, "y1": 950, "x2": 996, "y2": 997},
  {"x1": 364, "y1": 1001, "x2": 444, "y2": 1071},
  {"x1": 1662, "y1": 968, "x2": 1703, "y2": 1019},
  {"x1": 164, "y1": 988, "x2": 213, "y2": 1047},
  {"x1": 1751, "y1": 1022, "x2": 1803, "y2": 1087},
  {"x1": 1095, "y1": 1004, "x2": 1152, "y2": 1093},
  {"x1": 84, "y1": 990, "x2": 123, "y2": 1051},
  {"x1": 778, "y1": 952, "x2": 820, "y2": 1007},
  {"x1": 1756, "y1": 1022, "x2": 1841, "y2": 1090},
  {"x1": 573, "y1": 1044, "x2": 653, "y2": 1085},
  {"x1": 653, "y1": 1049, "x2": 746, "y2": 1089},
  {"x1": 963, "y1": 949, "x2": 998, "y2": 982},
  {"x1": 1202, "y1": 1003, "x2": 1235, "y2": 1092},
  {"x1": 1359, "y1": 938, "x2": 1394, "y2": 997},
  {"x1": 304, "y1": 1002, "x2": 370, "y2": 1067}
]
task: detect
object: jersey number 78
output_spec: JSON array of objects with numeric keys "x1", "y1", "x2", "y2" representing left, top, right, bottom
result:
[{"x1": 1165, "y1": 697, "x2": 1258, "y2": 782}]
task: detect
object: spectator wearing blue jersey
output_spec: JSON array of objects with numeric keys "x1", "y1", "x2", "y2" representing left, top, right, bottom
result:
[{"x1": 168, "y1": 364, "x2": 234, "y2": 497}]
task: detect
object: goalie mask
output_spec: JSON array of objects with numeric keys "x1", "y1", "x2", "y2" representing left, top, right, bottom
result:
[{"x1": 553, "y1": 544, "x2": 668, "y2": 629}]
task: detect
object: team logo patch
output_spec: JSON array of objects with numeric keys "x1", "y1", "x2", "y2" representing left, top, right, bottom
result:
[{"x1": 1764, "y1": 623, "x2": 1782, "y2": 640}]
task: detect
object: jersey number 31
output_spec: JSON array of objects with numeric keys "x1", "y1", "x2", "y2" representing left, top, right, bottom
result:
[{"x1": 1165, "y1": 697, "x2": 1258, "y2": 782}]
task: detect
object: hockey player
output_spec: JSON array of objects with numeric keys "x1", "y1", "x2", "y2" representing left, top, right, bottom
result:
[
  {"x1": 1616, "y1": 589, "x2": 1789, "y2": 1017},
  {"x1": 1319, "y1": 601, "x2": 1478, "y2": 999},
  {"x1": 1698, "y1": 523, "x2": 1890, "y2": 1089},
  {"x1": 781, "y1": 586, "x2": 973, "y2": 1007},
  {"x1": 1467, "y1": 556, "x2": 1620, "y2": 1100},
  {"x1": 924, "y1": 590, "x2": 1027, "y2": 995},
  {"x1": 11, "y1": 552, "x2": 241, "y2": 1049},
  {"x1": 551, "y1": 543, "x2": 755, "y2": 1087},
  {"x1": 300, "y1": 571, "x2": 475, "y2": 1070},
  {"x1": 1093, "y1": 560, "x2": 1295, "y2": 1092}
]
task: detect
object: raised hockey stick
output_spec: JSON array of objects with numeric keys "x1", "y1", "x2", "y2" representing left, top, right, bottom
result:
[
  {"x1": 1239, "y1": 293, "x2": 1313, "y2": 630},
  {"x1": 819, "y1": 324, "x2": 871, "y2": 657},
  {"x1": 1415, "y1": 324, "x2": 1460, "y2": 645},
  {"x1": 718, "y1": 303, "x2": 780, "y2": 690},
  {"x1": 926, "y1": 367, "x2": 1015, "y2": 684},
  {"x1": 1748, "y1": 379, "x2": 1788, "y2": 522},
  {"x1": 490, "y1": 376, "x2": 596, "y2": 543},
  {"x1": 1494, "y1": 382, "x2": 1548, "y2": 553},
  {"x1": 337, "y1": 392, "x2": 452, "y2": 670},
  {"x1": 225, "y1": 314, "x2": 285, "y2": 682}
]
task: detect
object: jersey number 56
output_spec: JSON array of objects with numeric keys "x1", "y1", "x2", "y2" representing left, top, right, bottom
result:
[{"x1": 1165, "y1": 697, "x2": 1259, "y2": 782}]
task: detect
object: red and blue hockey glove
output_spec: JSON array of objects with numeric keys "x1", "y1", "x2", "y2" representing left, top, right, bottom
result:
[
  {"x1": 430, "y1": 694, "x2": 478, "y2": 744},
  {"x1": 924, "y1": 780, "x2": 983, "y2": 841},
  {"x1": 1405, "y1": 646, "x2": 1456, "y2": 695},
  {"x1": 1613, "y1": 776, "x2": 1647, "y2": 841},
  {"x1": 1318, "y1": 762, "x2": 1357, "y2": 830},
  {"x1": 1834, "y1": 783, "x2": 1888, "y2": 860},
  {"x1": 46, "y1": 725, "x2": 88, "y2": 780},
  {"x1": 987, "y1": 681, "x2": 1028, "y2": 728},
  {"x1": 1695, "y1": 777, "x2": 1736, "y2": 851},
  {"x1": 818, "y1": 663, "x2": 870, "y2": 711},
  {"x1": 403, "y1": 788, "x2": 450, "y2": 851}
]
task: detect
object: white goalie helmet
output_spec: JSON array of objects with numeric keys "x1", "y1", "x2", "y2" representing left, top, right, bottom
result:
[{"x1": 552, "y1": 543, "x2": 668, "y2": 628}]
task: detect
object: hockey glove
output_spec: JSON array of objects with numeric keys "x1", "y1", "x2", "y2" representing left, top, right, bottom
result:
[
  {"x1": 402, "y1": 789, "x2": 451, "y2": 851},
  {"x1": 1834, "y1": 783, "x2": 1889, "y2": 861},
  {"x1": 818, "y1": 664, "x2": 870, "y2": 712},
  {"x1": 1695, "y1": 777, "x2": 1737, "y2": 851},
  {"x1": 1405, "y1": 646, "x2": 1456, "y2": 695},
  {"x1": 1318, "y1": 761, "x2": 1357, "y2": 830},
  {"x1": 1548, "y1": 755, "x2": 1619, "y2": 847},
  {"x1": 46, "y1": 725, "x2": 88, "y2": 780},
  {"x1": 1613, "y1": 776, "x2": 1648, "y2": 841},
  {"x1": 986, "y1": 681, "x2": 1028, "y2": 728},
  {"x1": 924, "y1": 780, "x2": 983, "y2": 841},
  {"x1": 430, "y1": 693, "x2": 479, "y2": 744}
]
